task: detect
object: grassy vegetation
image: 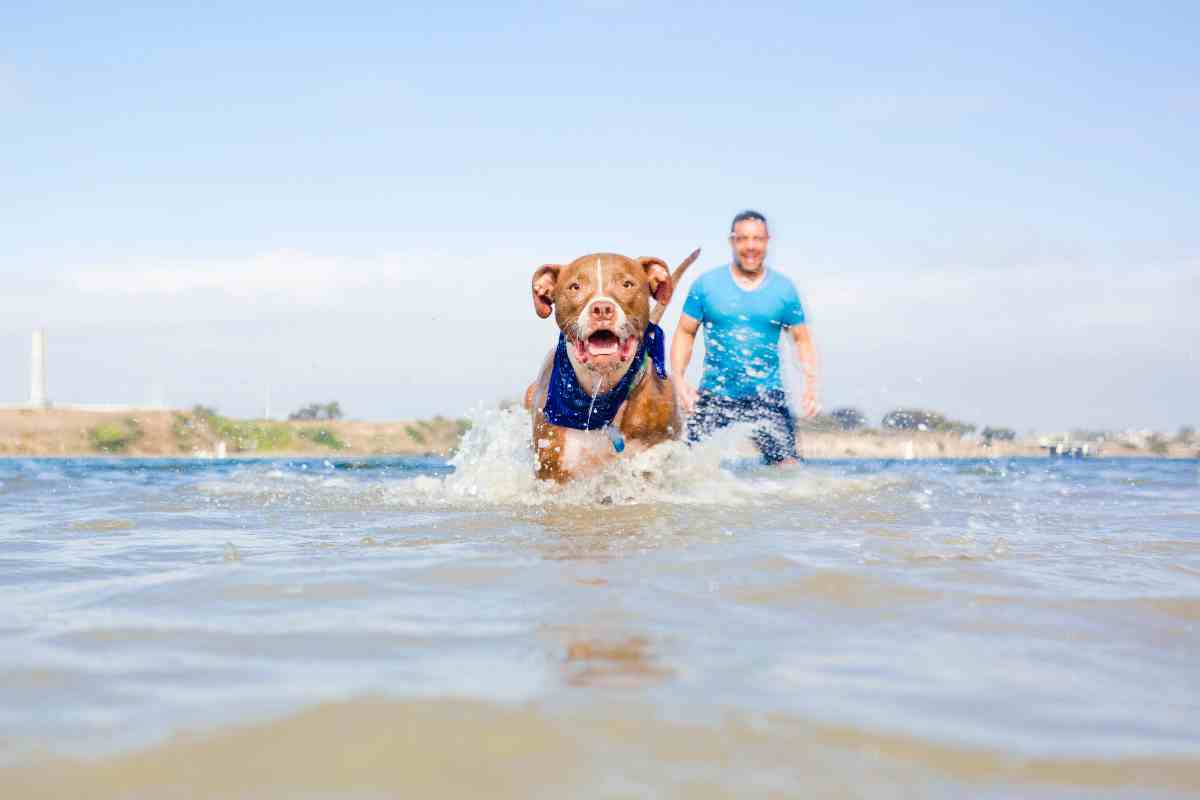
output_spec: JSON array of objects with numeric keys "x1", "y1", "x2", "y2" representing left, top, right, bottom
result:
[
  {"x1": 175, "y1": 407, "x2": 296, "y2": 453},
  {"x1": 74, "y1": 408, "x2": 466, "y2": 456},
  {"x1": 170, "y1": 413, "x2": 194, "y2": 452},
  {"x1": 297, "y1": 427, "x2": 345, "y2": 449},
  {"x1": 213, "y1": 418, "x2": 295, "y2": 452},
  {"x1": 88, "y1": 418, "x2": 143, "y2": 453}
]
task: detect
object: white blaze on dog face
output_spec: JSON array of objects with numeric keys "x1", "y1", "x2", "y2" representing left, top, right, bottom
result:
[{"x1": 574, "y1": 258, "x2": 630, "y2": 341}]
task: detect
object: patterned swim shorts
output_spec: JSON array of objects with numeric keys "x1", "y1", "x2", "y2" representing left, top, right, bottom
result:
[{"x1": 685, "y1": 389, "x2": 800, "y2": 464}]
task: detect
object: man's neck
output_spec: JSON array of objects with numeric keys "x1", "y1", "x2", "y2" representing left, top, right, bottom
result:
[{"x1": 730, "y1": 261, "x2": 767, "y2": 289}]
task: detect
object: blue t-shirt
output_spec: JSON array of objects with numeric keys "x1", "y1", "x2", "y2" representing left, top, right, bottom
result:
[{"x1": 681, "y1": 265, "x2": 806, "y2": 398}]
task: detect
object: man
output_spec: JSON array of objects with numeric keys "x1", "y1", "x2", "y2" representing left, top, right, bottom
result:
[{"x1": 670, "y1": 210, "x2": 819, "y2": 464}]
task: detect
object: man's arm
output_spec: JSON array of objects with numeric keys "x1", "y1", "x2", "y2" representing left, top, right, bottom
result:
[
  {"x1": 790, "y1": 324, "x2": 820, "y2": 417},
  {"x1": 670, "y1": 313, "x2": 701, "y2": 413}
]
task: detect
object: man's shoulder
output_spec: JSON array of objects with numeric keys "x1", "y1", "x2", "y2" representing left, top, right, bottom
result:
[
  {"x1": 765, "y1": 268, "x2": 797, "y2": 287},
  {"x1": 764, "y1": 268, "x2": 800, "y2": 297},
  {"x1": 697, "y1": 263, "x2": 731, "y2": 282},
  {"x1": 692, "y1": 264, "x2": 732, "y2": 292}
]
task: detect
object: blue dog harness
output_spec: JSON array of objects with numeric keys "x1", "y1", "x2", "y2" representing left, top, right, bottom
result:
[{"x1": 543, "y1": 323, "x2": 667, "y2": 436}]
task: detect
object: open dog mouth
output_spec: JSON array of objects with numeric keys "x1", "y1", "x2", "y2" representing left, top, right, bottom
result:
[{"x1": 574, "y1": 330, "x2": 638, "y2": 364}]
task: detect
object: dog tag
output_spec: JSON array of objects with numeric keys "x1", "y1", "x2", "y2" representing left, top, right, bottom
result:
[{"x1": 604, "y1": 424, "x2": 625, "y2": 453}]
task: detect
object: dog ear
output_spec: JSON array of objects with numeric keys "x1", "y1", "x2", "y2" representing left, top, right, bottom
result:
[
  {"x1": 638, "y1": 257, "x2": 673, "y2": 305},
  {"x1": 531, "y1": 264, "x2": 561, "y2": 318}
]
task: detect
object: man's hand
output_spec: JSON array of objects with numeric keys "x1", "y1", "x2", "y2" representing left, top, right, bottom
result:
[
  {"x1": 673, "y1": 377, "x2": 699, "y2": 414},
  {"x1": 789, "y1": 324, "x2": 820, "y2": 418},
  {"x1": 670, "y1": 314, "x2": 702, "y2": 414},
  {"x1": 801, "y1": 382, "x2": 821, "y2": 418}
]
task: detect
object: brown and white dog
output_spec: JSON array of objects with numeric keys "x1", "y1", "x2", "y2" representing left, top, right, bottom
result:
[{"x1": 523, "y1": 249, "x2": 699, "y2": 481}]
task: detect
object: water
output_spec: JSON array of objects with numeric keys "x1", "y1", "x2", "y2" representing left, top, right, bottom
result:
[{"x1": 1, "y1": 407, "x2": 1197, "y2": 798}]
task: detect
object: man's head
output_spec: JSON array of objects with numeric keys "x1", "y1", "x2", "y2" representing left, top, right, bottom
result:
[{"x1": 729, "y1": 209, "x2": 769, "y2": 274}]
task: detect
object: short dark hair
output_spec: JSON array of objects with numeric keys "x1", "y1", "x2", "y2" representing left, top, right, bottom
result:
[{"x1": 730, "y1": 209, "x2": 768, "y2": 233}]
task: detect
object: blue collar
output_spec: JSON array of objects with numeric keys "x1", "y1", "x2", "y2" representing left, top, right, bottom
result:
[{"x1": 542, "y1": 323, "x2": 667, "y2": 431}]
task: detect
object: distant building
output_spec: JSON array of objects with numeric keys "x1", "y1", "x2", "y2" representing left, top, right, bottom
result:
[{"x1": 1, "y1": 328, "x2": 164, "y2": 414}]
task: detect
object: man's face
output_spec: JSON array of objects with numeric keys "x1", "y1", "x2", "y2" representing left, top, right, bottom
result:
[{"x1": 730, "y1": 219, "x2": 769, "y2": 273}]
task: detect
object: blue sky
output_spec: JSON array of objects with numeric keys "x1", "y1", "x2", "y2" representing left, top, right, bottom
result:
[{"x1": 3, "y1": 2, "x2": 1196, "y2": 431}]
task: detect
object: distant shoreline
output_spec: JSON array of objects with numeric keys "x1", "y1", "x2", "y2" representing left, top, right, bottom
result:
[
  {"x1": 0, "y1": 408, "x2": 465, "y2": 459},
  {"x1": 1, "y1": 407, "x2": 1193, "y2": 460},
  {"x1": 795, "y1": 431, "x2": 1194, "y2": 460}
]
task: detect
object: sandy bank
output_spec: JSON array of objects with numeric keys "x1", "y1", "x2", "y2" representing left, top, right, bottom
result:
[
  {"x1": 0, "y1": 408, "x2": 465, "y2": 458},
  {"x1": 1, "y1": 408, "x2": 1190, "y2": 459},
  {"x1": 796, "y1": 430, "x2": 1197, "y2": 459}
]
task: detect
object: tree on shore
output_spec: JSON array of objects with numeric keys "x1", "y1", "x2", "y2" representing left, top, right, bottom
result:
[
  {"x1": 192, "y1": 404, "x2": 218, "y2": 420},
  {"x1": 829, "y1": 407, "x2": 867, "y2": 431},
  {"x1": 882, "y1": 408, "x2": 976, "y2": 436},
  {"x1": 981, "y1": 426, "x2": 1016, "y2": 444},
  {"x1": 288, "y1": 401, "x2": 344, "y2": 421}
]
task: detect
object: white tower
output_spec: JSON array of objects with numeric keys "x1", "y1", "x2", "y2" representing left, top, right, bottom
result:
[{"x1": 29, "y1": 329, "x2": 49, "y2": 408}]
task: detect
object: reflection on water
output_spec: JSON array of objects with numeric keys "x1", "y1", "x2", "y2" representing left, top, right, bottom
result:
[
  {"x1": 0, "y1": 408, "x2": 1198, "y2": 798},
  {"x1": 559, "y1": 632, "x2": 674, "y2": 688}
]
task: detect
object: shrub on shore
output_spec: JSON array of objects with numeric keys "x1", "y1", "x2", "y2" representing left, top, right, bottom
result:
[
  {"x1": 298, "y1": 427, "x2": 345, "y2": 449},
  {"x1": 174, "y1": 407, "x2": 295, "y2": 453},
  {"x1": 89, "y1": 419, "x2": 143, "y2": 453}
]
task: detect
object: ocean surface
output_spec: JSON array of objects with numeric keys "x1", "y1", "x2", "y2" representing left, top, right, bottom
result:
[{"x1": 1, "y1": 407, "x2": 1197, "y2": 799}]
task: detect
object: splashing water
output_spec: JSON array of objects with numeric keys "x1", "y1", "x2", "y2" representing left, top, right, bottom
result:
[
  {"x1": 394, "y1": 404, "x2": 884, "y2": 509},
  {"x1": 584, "y1": 373, "x2": 605, "y2": 430}
]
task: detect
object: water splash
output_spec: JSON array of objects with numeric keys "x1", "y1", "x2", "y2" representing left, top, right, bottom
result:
[
  {"x1": 392, "y1": 405, "x2": 880, "y2": 510},
  {"x1": 584, "y1": 373, "x2": 605, "y2": 430}
]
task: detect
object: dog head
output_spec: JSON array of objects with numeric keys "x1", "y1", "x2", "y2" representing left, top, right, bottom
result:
[{"x1": 531, "y1": 253, "x2": 672, "y2": 376}]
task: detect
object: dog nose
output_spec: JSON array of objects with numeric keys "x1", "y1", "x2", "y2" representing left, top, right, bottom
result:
[{"x1": 590, "y1": 300, "x2": 615, "y2": 321}]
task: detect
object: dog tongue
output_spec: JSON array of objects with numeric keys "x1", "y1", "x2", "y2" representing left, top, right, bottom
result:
[{"x1": 586, "y1": 331, "x2": 619, "y2": 356}]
